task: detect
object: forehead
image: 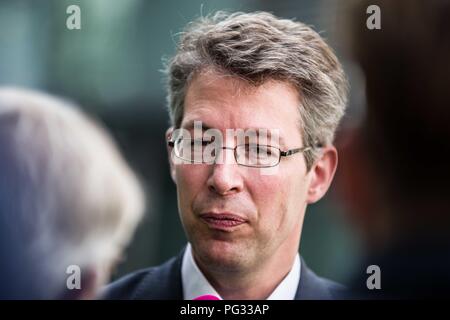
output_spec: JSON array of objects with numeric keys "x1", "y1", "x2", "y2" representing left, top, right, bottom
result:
[{"x1": 182, "y1": 71, "x2": 303, "y2": 143}]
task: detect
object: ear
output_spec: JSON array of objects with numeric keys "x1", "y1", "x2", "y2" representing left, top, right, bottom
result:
[
  {"x1": 166, "y1": 127, "x2": 177, "y2": 184},
  {"x1": 306, "y1": 146, "x2": 338, "y2": 204}
]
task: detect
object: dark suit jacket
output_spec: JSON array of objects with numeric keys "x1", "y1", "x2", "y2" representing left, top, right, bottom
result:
[{"x1": 103, "y1": 248, "x2": 344, "y2": 300}]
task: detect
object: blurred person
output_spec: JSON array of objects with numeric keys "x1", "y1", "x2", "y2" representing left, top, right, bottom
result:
[
  {"x1": 105, "y1": 11, "x2": 348, "y2": 300},
  {"x1": 338, "y1": 0, "x2": 450, "y2": 298},
  {"x1": 0, "y1": 87, "x2": 145, "y2": 299}
]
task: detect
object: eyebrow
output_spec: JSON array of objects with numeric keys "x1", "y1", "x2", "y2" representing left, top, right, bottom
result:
[
  {"x1": 181, "y1": 120, "x2": 213, "y2": 131},
  {"x1": 180, "y1": 120, "x2": 287, "y2": 147}
]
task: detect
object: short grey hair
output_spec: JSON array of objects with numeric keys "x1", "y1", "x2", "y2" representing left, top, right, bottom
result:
[
  {"x1": 164, "y1": 11, "x2": 348, "y2": 169},
  {"x1": 0, "y1": 87, "x2": 145, "y2": 298}
]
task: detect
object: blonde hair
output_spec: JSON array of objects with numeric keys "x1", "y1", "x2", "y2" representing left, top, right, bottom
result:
[
  {"x1": 0, "y1": 87, "x2": 145, "y2": 297},
  {"x1": 165, "y1": 11, "x2": 348, "y2": 169}
]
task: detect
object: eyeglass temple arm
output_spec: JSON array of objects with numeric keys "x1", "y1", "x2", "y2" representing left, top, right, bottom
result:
[{"x1": 280, "y1": 147, "x2": 310, "y2": 157}]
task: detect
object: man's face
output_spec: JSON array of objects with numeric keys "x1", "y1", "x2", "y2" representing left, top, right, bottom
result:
[{"x1": 169, "y1": 71, "x2": 317, "y2": 272}]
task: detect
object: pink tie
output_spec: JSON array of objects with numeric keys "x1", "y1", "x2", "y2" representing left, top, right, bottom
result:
[{"x1": 193, "y1": 294, "x2": 220, "y2": 300}]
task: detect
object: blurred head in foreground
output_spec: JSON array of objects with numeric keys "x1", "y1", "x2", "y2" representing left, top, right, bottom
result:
[
  {"x1": 0, "y1": 87, "x2": 145, "y2": 299},
  {"x1": 339, "y1": 0, "x2": 450, "y2": 297}
]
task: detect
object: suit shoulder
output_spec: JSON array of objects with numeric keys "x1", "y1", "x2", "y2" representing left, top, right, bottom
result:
[
  {"x1": 316, "y1": 275, "x2": 347, "y2": 299},
  {"x1": 298, "y1": 257, "x2": 347, "y2": 300},
  {"x1": 101, "y1": 267, "x2": 156, "y2": 300},
  {"x1": 101, "y1": 253, "x2": 183, "y2": 300}
]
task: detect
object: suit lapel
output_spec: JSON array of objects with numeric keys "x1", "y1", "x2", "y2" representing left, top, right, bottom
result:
[
  {"x1": 132, "y1": 248, "x2": 185, "y2": 299},
  {"x1": 295, "y1": 257, "x2": 333, "y2": 300}
]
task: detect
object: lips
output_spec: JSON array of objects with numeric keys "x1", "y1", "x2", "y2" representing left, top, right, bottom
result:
[{"x1": 199, "y1": 212, "x2": 247, "y2": 231}]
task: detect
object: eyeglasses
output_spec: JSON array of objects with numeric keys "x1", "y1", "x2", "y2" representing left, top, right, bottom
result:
[{"x1": 168, "y1": 138, "x2": 311, "y2": 168}]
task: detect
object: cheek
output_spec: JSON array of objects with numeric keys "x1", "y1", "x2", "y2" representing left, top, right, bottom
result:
[
  {"x1": 283, "y1": 171, "x2": 310, "y2": 215},
  {"x1": 250, "y1": 176, "x2": 287, "y2": 228},
  {"x1": 175, "y1": 166, "x2": 207, "y2": 212},
  {"x1": 251, "y1": 176, "x2": 283, "y2": 208},
  {"x1": 250, "y1": 171, "x2": 309, "y2": 229}
]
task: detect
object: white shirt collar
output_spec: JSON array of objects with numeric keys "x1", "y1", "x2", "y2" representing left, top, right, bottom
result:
[{"x1": 181, "y1": 243, "x2": 301, "y2": 300}]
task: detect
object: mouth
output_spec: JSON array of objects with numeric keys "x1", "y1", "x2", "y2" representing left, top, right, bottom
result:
[{"x1": 199, "y1": 212, "x2": 248, "y2": 231}]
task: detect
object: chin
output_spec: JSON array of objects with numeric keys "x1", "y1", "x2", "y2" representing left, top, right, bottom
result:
[{"x1": 193, "y1": 237, "x2": 252, "y2": 271}]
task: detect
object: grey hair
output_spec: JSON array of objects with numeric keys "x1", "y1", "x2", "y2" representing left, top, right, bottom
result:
[
  {"x1": 164, "y1": 11, "x2": 348, "y2": 169},
  {"x1": 0, "y1": 87, "x2": 145, "y2": 298}
]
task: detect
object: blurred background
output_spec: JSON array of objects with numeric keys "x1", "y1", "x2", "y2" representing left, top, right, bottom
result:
[{"x1": 0, "y1": 0, "x2": 365, "y2": 284}]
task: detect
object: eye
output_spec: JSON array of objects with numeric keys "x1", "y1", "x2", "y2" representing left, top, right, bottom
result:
[
  {"x1": 244, "y1": 144, "x2": 265, "y2": 156},
  {"x1": 247, "y1": 144, "x2": 270, "y2": 155},
  {"x1": 191, "y1": 139, "x2": 214, "y2": 146},
  {"x1": 257, "y1": 145, "x2": 272, "y2": 155}
]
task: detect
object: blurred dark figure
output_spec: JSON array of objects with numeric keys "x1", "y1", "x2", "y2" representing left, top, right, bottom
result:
[
  {"x1": 0, "y1": 204, "x2": 32, "y2": 299},
  {"x1": 0, "y1": 87, "x2": 145, "y2": 299},
  {"x1": 339, "y1": 0, "x2": 450, "y2": 298}
]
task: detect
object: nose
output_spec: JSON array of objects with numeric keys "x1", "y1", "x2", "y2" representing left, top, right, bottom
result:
[{"x1": 207, "y1": 147, "x2": 244, "y2": 196}]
